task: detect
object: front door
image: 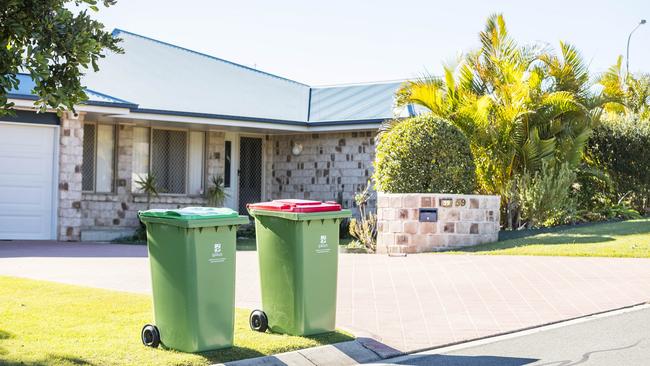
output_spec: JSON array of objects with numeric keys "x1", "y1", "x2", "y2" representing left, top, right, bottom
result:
[{"x1": 238, "y1": 137, "x2": 263, "y2": 214}]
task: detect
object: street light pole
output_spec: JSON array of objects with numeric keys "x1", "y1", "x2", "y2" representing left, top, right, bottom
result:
[{"x1": 626, "y1": 19, "x2": 646, "y2": 79}]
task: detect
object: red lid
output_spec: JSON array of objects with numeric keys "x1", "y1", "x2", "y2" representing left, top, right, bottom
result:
[{"x1": 248, "y1": 199, "x2": 342, "y2": 213}]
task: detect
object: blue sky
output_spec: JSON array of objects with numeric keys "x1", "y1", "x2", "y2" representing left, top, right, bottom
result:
[{"x1": 91, "y1": 0, "x2": 649, "y2": 85}]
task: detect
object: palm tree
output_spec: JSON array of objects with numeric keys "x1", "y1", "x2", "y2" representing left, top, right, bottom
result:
[
  {"x1": 599, "y1": 56, "x2": 650, "y2": 120},
  {"x1": 395, "y1": 14, "x2": 598, "y2": 228},
  {"x1": 135, "y1": 174, "x2": 159, "y2": 210}
]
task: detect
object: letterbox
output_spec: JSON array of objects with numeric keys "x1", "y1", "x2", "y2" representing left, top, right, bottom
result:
[{"x1": 418, "y1": 208, "x2": 438, "y2": 222}]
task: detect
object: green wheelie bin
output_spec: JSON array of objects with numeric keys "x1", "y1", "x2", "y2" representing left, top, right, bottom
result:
[
  {"x1": 138, "y1": 207, "x2": 249, "y2": 353},
  {"x1": 247, "y1": 199, "x2": 351, "y2": 336}
]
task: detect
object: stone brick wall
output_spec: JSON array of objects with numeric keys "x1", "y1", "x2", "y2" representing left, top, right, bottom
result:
[
  {"x1": 376, "y1": 193, "x2": 500, "y2": 254},
  {"x1": 268, "y1": 131, "x2": 376, "y2": 213},
  {"x1": 78, "y1": 124, "x2": 224, "y2": 239},
  {"x1": 67, "y1": 124, "x2": 377, "y2": 240},
  {"x1": 58, "y1": 112, "x2": 85, "y2": 241}
]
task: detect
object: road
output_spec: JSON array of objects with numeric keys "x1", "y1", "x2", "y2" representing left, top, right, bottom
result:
[{"x1": 376, "y1": 305, "x2": 650, "y2": 366}]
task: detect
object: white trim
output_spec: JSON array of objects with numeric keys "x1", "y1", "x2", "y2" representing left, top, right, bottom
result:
[
  {"x1": 223, "y1": 132, "x2": 239, "y2": 210},
  {"x1": 51, "y1": 125, "x2": 60, "y2": 240},
  {"x1": 307, "y1": 124, "x2": 381, "y2": 132},
  {"x1": 112, "y1": 112, "x2": 309, "y2": 132},
  {"x1": 8, "y1": 98, "x2": 131, "y2": 115},
  {"x1": 109, "y1": 111, "x2": 382, "y2": 133},
  {"x1": 8, "y1": 98, "x2": 383, "y2": 133}
]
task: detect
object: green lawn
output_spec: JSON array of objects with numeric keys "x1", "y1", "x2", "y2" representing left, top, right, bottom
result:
[
  {"x1": 0, "y1": 276, "x2": 352, "y2": 366},
  {"x1": 444, "y1": 218, "x2": 650, "y2": 258}
]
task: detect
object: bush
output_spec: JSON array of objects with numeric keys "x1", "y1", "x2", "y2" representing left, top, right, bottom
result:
[
  {"x1": 586, "y1": 116, "x2": 650, "y2": 214},
  {"x1": 374, "y1": 115, "x2": 476, "y2": 193},
  {"x1": 348, "y1": 182, "x2": 377, "y2": 253},
  {"x1": 508, "y1": 162, "x2": 577, "y2": 228}
]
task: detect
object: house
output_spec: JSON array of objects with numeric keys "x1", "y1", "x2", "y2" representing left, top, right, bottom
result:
[{"x1": 0, "y1": 29, "x2": 412, "y2": 241}]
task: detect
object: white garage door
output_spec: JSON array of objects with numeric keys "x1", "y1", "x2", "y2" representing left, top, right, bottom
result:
[{"x1": 0, "y1": 122, "x2": 56, "y2": 239}]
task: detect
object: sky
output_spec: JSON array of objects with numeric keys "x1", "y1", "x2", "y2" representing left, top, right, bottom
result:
[{"x1": 89, "y1": 0, "x2": 650, "y2": 86}]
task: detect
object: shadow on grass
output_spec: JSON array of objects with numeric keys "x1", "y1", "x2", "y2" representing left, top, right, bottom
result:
[
  {"x1": 499, "y1": 219, "x2": 650, "y2": 242},
  {"x1": 0, "y1": 330, "x2": 13, "y2": 340},
  {"x1": 450, "y1": 219, "x2": 650, "y2": 254},
  {"x1": 0, "y1": 354, "x2": 97, "y2": 366},
  {"x1": 194, "y1": 345, "x2": 266, "y2": 364},
  {"x1": 456, "y1": 234, "x2": 615, "y2": 253},
  {"x1": 0, "y1": 329, "x2": 96, "y2": 365},
  {"x1": 196, "y1": 331, "x2": 354, "y2": 364}
]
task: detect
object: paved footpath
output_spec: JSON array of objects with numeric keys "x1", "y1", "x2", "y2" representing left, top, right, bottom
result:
[{"x1": 1, "y1": 241, "x2": 650, "y2": 356}]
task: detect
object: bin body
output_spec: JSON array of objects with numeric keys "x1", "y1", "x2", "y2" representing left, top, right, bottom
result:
[
  {"x1": 140, "y1": 208, "x2": 248, "y2": 352},
  {"x1": 250, "y1": 202, "x2": 351, "y2": 336}
]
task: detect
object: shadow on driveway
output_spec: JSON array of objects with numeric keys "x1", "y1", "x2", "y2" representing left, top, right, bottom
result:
[{"x1": 0, "y1": 241, "x2": 148, "y2": 258}]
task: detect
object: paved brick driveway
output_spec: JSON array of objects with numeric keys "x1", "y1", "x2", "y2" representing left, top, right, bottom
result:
[{"x1": 1, "y1": 241, "x2": 649, "y2": 353}]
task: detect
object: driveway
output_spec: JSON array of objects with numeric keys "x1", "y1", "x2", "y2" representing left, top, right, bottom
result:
[{"x1": 1, "y1": 241, "x2": 650, "y2": 354}]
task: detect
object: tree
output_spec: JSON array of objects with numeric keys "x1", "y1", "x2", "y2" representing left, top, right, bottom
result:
[
  {"x1": 599, "y1": 56, "x2": 650, "y2": 120},
  {"x1": 395, "y1": 14, "x2": 599, "y2": 228},
  {"x1": 1, "y1": 0, "x2": 122, "y2": 115}
]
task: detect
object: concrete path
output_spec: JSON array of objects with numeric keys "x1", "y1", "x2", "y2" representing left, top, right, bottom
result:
[
  {"x1": 1, "y1": 241, "x2": 650, "y2": 355},
  {"x1": 374, "y1": 304, "x2": 650, "y2": 365}
]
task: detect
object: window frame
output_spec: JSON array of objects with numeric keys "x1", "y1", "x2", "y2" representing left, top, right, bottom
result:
[
  {"x1": 82, "y1": 122, "x2": 117, "y2": 194},
  {"x1": 146, "y1": 127, "x2": 206, "y2": 197},
  {"x1": 224, "y1": 140, "x2": 232, "y2": 188}
]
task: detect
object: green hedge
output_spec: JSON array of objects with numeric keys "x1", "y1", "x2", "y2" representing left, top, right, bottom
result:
[
  {"x1": 373, "y1": 115, "x2": 476, "y2": 194},
  {"x1": 586, "y1": 116, "x2": 650, "y2": 213}
]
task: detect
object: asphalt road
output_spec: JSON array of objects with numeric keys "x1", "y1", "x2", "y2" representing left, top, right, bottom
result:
[{"x1": 375, "y1": 305, "x2": 650, "y2": 366}]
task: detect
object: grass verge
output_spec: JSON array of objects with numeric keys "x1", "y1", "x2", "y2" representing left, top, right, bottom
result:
[
  {"x1": 443, "y1": 218, "x2": 650, "y2": 258},
  {"x1": 0, "y1": 276, "x2": 352, "y2": 366}
]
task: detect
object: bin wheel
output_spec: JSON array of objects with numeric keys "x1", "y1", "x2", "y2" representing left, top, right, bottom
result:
[
  {"x1": 141, "y1": 324, "x2": 161, "y2": 348},
  {"x1": 249, "y1": 310, "x2": 268, "y2": 332}
]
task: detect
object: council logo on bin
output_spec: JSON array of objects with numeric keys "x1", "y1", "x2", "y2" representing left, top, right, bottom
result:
[
  {"x1": 316, "y1": 235, "x2": 330, "y2": 254},
  {"x1": 209, "y1": 243, "x2": 226, "y2": 263}
]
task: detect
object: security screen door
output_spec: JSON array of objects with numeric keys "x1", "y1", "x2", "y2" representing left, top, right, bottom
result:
[{"x1": 238, "y1": 137, "x2": 263, "y2": 214}]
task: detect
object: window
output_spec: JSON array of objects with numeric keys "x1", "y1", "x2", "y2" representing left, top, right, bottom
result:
[
  {"x1": 131, "y1": 127, "x2": 205, "y2": 195},
  {"x1": 224, "y1": 140, "x2": 231, "y2": 188},
  {"x1": 82, "y1": 123, "x2": 115, "y2": 193}
]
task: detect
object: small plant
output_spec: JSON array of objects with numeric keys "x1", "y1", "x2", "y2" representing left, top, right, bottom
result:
[
  {"x1": 207, "y1": 175, "x2": 228, "y2": 207},
  {"x1": 135, "y1": 174, "x2": 159, "y2": 210},
  {"x1": 507, "y1": 162, "x2": 577, "y2": 229},
  {"x1": 348, "y1": 181, "x2": 378, "y2": 253}
]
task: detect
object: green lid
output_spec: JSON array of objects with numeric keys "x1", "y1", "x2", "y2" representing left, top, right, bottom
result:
[
  {"x1": 140, "y1": 206, "x2": 238, "y2": 220},
  {"x1": 139, "y1": 207, "x2": 249, "y2": 228}
]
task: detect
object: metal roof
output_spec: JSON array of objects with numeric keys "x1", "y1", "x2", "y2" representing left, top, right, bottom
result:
[
  {"x1": 72, "y1": 29, "x2": 412, "y2": 126},
  {"x1": 8, "y1": 74, "x2": 136, "y2": 108},
  {"x1": 82, "y1": 29, "x2": 311, "y2": 122},
  {"x1": 308, "y1": 81, "x2": 407, "y2": 122}
]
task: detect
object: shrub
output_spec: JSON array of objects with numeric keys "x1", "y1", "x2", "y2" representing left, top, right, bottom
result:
[
  {"x1": 586, "y1": 116, "x2": 650, "y2": 214},
  {"x1": 507, "y1": 162, "x2": 577, "y2": 228},
  {"x1": 207, "y1": 175, "x2": 228, "y2": 207},
  {"x1": 373, "y1": 115, "x2": 476, "y2": 194},
  {"x1": 348, "y1": 182, "x2": 377, "y2": 253}
]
